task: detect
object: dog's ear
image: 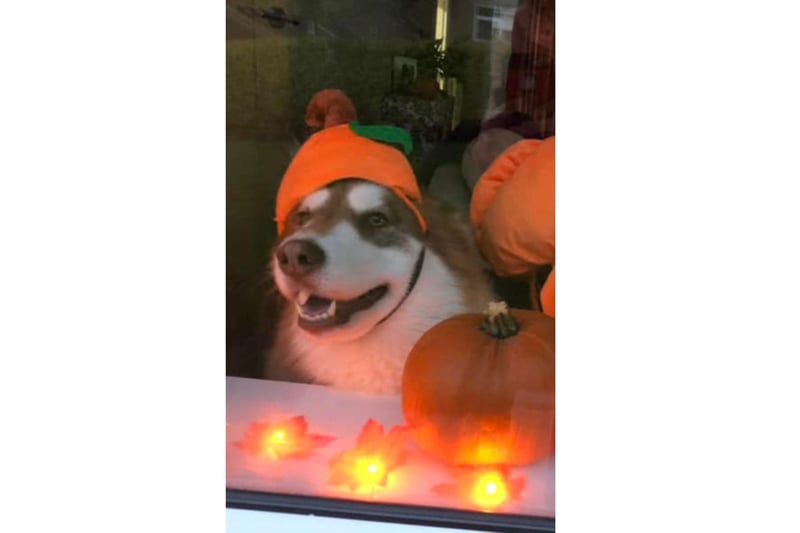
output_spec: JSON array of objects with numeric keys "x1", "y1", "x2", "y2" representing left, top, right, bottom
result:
[{"x1": 305, "y1": 89, "x2": 358, "y2": 129}]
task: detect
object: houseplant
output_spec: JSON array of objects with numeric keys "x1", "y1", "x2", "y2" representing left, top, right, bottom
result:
[{"x1": 381, "y1": 40, "x2": 465, "y2": 164}]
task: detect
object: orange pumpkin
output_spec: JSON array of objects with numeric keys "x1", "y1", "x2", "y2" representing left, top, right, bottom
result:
[{"x1": 401, "y1": 302, "x2": 555, "y2": 466}]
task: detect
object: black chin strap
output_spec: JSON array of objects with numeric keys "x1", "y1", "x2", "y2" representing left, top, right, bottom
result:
[{"x1": 376, "y1": 246, "x2": 426, "y2": 326}]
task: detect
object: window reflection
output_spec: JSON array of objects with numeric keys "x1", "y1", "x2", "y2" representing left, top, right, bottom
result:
[{"x1": 226, "y1": 0, "x2": 555, "y2": 523}]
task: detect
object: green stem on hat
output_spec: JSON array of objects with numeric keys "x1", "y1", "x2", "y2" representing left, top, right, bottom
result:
[{"x1": 349, "y1": 121, "x2": 413, "y2": 156}]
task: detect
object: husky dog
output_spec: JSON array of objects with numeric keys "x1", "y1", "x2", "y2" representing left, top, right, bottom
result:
[{"x1": 265, "y1": 180, "x2": 494, "y2": 394}]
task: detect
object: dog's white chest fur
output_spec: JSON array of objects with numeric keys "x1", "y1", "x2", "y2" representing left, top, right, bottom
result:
[{"x1": 276, "y1": 249, "x2": 476, "y2": 394}]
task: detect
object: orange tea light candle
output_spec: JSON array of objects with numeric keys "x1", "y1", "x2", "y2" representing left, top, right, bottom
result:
[
  {"x1": 434, "y1": 466, "x2": 524, "y2": 512},
  {"x1": 471, "y1": 471, "x2": 510, "y2": 508},
  {"x1": 260, "y1": 427, "x2": 290, "y2": 459},
  {"x1": 353, "y1": 456, "x2": 386, "y2": 490}
]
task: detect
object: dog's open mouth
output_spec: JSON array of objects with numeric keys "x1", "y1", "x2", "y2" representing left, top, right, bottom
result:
[{"x1": 294, "y1": 285, "x2": 388, "y2": 331}]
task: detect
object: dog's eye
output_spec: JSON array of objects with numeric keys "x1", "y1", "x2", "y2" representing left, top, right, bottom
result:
[
  {"x1": 295, "y1": 210, "x2": 312, "y2": 226},
  {"x1": 366, "y1": 212, "x2": 389, "y2": 228}
]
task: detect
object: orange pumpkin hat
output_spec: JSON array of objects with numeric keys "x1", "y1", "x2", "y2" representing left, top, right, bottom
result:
[{"x1": 275, "y1": 89, "x2": 426, "y2": 236}]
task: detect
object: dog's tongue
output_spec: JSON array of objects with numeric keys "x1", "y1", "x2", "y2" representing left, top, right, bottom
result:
[{"x1": 302, "y1": 295, "x2": 332, "y2": 314}]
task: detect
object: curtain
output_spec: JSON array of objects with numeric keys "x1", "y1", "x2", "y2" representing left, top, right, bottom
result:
[{"x1": 505, "y1": 0, "x2": 555, "y2": 138}]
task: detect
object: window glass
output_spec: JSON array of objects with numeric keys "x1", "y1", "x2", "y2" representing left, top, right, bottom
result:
[
  {"x1": 227, "y1": 0, "x2": 555, "y2": 526},
  {"x1": 473, "y1": 4, "x2": 515, "y2": 42},
  {"x1": 475, "y1": 18, "x2": 494, "y2": 41}
]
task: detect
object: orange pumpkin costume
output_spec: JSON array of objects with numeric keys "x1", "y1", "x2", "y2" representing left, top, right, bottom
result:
[{"x1": 469, "y1": 137, "x2": 555, "y2": 317}]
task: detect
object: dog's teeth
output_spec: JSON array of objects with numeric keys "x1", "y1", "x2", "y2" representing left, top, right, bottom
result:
[
  {"x1": 297, "y1": 290, "x2": 310, "y2": 305},
  {"x1": 327, "y1": 300, "x2": 336, "y2": 317}
]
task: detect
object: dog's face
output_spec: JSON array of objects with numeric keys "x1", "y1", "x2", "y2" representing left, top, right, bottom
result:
[{"x1": 272, "y1": 179, "x2": 425, "y2": 342}]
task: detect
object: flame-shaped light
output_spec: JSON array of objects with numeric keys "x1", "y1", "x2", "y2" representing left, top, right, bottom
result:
[
  {"x1": 434, "y1": 466, "x2": 524, "y2": 511},
  {"x1": 328, "y1": 419, "x2": 407, "y2": 494},
  {"x1": 235, "y1": 415, "x2": 335, "y2": 460}
]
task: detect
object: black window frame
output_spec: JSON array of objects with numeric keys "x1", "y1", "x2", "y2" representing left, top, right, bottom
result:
[{"x1": 227, "y1": 488, "x2": 556, "y2": 532}]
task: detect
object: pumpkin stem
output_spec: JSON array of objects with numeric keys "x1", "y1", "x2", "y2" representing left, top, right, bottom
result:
[{"x1": 480, "y1": 301, "x2": 520, "y2": 339}]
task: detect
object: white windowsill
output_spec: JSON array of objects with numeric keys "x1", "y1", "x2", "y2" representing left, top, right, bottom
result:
[{"x1": 226, "y1": 377, "x2": 555, "y2": 518}]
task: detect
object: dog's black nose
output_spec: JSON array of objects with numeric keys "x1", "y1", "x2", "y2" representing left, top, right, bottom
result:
[{"x1": 277, "y1": 239, "x2": 326, "y2": 278}]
